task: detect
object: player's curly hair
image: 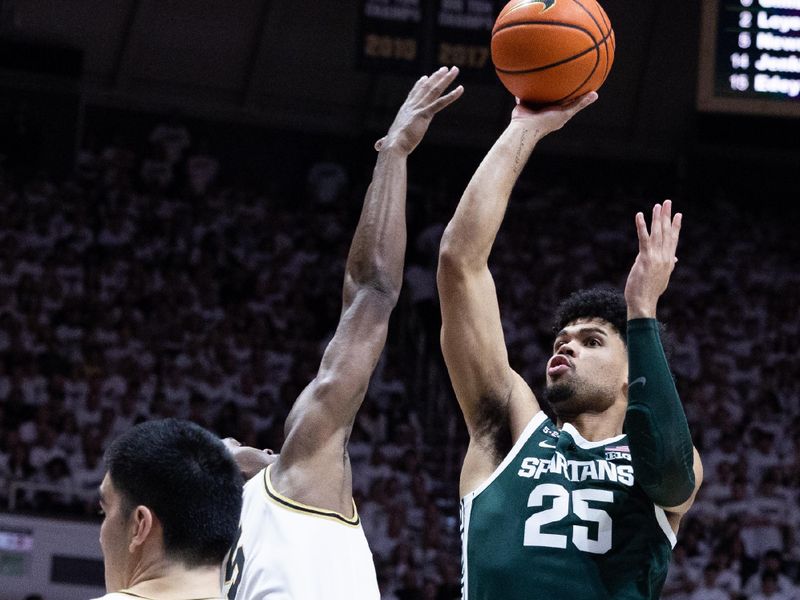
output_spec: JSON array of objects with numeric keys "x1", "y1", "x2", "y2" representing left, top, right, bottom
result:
[
  {"x1": 553, "y1": 286, "x2": 628, "y2": 339},
  {"x1": 552, "y1": 286, "x2": 674, "y2": 359}
]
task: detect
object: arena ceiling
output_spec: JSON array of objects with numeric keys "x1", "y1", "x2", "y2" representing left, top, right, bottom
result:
[{"x1": 1, "y1": 0, "x2": 702, "y2": 158}]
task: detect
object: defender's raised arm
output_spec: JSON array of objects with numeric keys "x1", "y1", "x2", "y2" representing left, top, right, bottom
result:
[{"x1": 274, "y1": 67, "x2": 463, "y2": 514}]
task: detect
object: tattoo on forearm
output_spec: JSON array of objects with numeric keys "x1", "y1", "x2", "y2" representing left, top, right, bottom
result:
[{"x1": 513, "y1": 130, "x2": 528, "y2": 174}]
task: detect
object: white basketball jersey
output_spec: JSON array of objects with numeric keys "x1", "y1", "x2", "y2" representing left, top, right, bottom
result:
[
  {"x1": 92, "y1": 591, "x2": 222, "y2": 599},
  {"x1": 224, "y1": 464, "x2": 380, "y2": 600}
]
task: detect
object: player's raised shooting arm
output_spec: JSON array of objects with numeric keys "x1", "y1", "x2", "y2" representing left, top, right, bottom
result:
[
  {"x1": 437, "y1": 94, "x2": 597, "y2": 438},
  {"x1": 275, "y1": 68, "x2": 463, "y2": 493},
  {"x1": 623, "y1": 201, "x2": 701, "y2": 513}
]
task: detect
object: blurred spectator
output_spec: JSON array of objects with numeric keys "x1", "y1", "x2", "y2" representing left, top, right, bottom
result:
[
  {"x1": 687, "y1": 564, "x2": 728, "y2": 600},
  {"x1": 186, "y1": 139, "x2": 219, "y2": 196},
  {"x1": 749, "y1": 572, "x2": 793, "y2": 600},
  {"x1": 306, "y1": 150, "x2": 348, "y2": 206},
  {"x1": 149, "y1": 110, "x2": 191, "y2": 165},
  {"x1": 743, "y1": 551, "x2": 797, "y2": 598}
]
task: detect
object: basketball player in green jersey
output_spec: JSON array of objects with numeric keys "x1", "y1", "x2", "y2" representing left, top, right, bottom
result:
[{"x1": 437, "y1": 92, "x2": 703, "y2": 600}]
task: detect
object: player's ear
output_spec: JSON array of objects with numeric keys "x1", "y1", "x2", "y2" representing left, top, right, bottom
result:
[{"x1": 128, "y1": 505, "x2": 155, "y2": 553}]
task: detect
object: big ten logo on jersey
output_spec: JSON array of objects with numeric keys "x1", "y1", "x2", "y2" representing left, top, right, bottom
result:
[
  {"x1": 517, "y1": 453, "x2": 634, "y2": 487},
  {"x1": 542, "y1": 425, "x2": 560, "y2": 439},
  {"x1": 605, "y1": 444, "x2": 631, "y2": 462},
  {"x1": 224, "y1": 526, "x2": 245, "y2": 600}
]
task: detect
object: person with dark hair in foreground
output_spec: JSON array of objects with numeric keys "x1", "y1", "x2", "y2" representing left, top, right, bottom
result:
[
  {"x1": 221, "y1": 67, "x2": 463, "y2": 600},
  {"x1": 436, "y1": 93, "x2": 703, "y2": 599},
  {"x1": 92, "y1": 418, "x2": 243, "y2": 600}
]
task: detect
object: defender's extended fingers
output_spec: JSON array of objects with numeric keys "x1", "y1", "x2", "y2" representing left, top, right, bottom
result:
[
  {"x1": 408, "y1": 68, "x2": 446, "y2": 103},
  {"x1": 424, "y1": 66, "x2": 451, "y2": 89},
  {"x1": 426, "y1": 66, "x2": 460, "y2": 99},
  {"x1": 429, "y1": 85, "x2": 464, "y2": 113},
  {"x1": 407, "y1": 74, "x2": 430, "y2": 99}
]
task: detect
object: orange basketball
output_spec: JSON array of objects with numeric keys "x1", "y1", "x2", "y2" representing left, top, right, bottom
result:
[{"x1": 491, "y1": 0, "x2": 615, "y2": 105}]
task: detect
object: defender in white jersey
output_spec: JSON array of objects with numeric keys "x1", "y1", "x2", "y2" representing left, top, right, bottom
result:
[
  {"x1": 221, "y1": 67, "x2": 464, "y2": 600},
  {"x1": 224, "y1": 465, "x2": 378, "y2": 600}
]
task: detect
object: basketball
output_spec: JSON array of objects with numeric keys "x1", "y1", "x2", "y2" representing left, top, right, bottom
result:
[{"x1": 491, "y1": 0, "x2": 615, "y2": 105}]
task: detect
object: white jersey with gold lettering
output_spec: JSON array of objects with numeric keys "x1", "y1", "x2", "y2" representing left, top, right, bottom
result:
[{"x1": 224, "y1": 464, "x2": 379, "y2": 600}]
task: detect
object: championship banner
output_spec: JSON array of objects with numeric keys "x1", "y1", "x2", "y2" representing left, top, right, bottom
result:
[
  {"x1": 357, "y1": 0, "x2": 425, "y2": 73},
  {"x1": 433, "y1": 0, "x2": 504, "y2": 80}
]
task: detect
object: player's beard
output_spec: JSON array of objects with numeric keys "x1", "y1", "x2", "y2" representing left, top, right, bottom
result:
[{"x1": 543, "y1": 377, "x2": 615, "y2": 421}]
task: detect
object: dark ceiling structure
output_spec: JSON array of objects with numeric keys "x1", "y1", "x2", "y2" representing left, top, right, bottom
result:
[{"x1": 1, "y1": 0, "x2": 793, "y2": 165}]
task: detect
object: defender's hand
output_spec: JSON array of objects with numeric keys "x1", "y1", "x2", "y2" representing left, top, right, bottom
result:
[
  {"x1": 510, "y1": 91, "x2": 598, "y2": 138},
  {"x1": 624, "y1": 200, "x2": 683, "y2": 319},
  {"x1": 375, "y1": 66, "x2": 464, "y2": 155}
]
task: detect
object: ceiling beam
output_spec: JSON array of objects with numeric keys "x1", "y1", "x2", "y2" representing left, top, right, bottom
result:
[
  {"x1": 241, "y1": 0, "x2": 274, "y2": 108},
  {"x1": 112, "y1": 0, "x2": 141, "y2": 90}
]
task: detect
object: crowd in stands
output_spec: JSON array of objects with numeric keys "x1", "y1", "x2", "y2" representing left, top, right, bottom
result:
[{"x1": 0, "y1": 109, "x2": 797, "y2": 599}]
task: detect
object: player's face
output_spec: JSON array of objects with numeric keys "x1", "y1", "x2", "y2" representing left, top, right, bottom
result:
[
  {"x1": 544, "y1": 318, "x2": 627, "y2": 417},
  {"x1": 98, "y1": 473, "x2": 133, "y2": 592}
]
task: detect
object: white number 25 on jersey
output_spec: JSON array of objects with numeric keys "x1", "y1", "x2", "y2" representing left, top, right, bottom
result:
[{"x1": 524, "y1": 483, "x2": 613, "y2": 554}]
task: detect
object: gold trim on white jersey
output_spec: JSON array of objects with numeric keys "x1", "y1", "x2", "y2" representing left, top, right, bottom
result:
[{"x1": 262, "y1": 464, "x2": 360, "y2": 527}]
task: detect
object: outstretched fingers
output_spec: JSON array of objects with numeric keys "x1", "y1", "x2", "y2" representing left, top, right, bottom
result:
[
  {"x1": 668, "y1": 205, "x2": 683, "y2": 259},
  {"x1": 649, "y1": 202, "x2": 662, "y2": 249},
  {"x1": 430, "y1": 84, "x2": 464, "y2": 113},
  {"x1": 661, "y1": 200, "x2": 673, "y2": 247},
  {"x1": 405, "y1": 66, "x2": 462, "y2": 114},
  {"x1": 426, "y1": 66, "x2": 460, "y2": 101},
  {"x1": 643, "y1": 200, "x2": 683, "y2": 262},
  {"x1": 635, "y1": 211, "x2": 649, "y2": 254}
]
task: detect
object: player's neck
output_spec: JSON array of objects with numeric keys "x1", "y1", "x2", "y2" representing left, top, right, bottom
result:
[
  {"x1": 557, "y1": 410, "x2": 623, "y2": 443},
  {"x1": 122, "y1": 562, "x2": 222, "y2": 600}
]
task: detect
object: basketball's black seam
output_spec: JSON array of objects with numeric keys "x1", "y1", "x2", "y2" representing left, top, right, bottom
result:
[
  {"x1": 595, "y1": 0, "x2": 612, "y2": 35},
  {"x1": 570, "y1": 0, "x2": 611, "y2": 82},
  {"x1": 494, "y1": 27, "x2": 612, "y2": 75},
  {"x1": 553, "y1": 26, "x2": 610, "y2": 103},
  {"x1": 552, "y1": 35, "x2": 602, "y2": 103}
]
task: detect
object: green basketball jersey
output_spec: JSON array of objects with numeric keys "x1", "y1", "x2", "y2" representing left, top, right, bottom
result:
[{"x1": 461, "y1": 411, "x2": 675, "y2": 600}]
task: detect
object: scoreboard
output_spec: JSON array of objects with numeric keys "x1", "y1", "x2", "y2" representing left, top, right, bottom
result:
[{"x1": 698, "y1": 0, "x2": 800, "y2": 116}]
